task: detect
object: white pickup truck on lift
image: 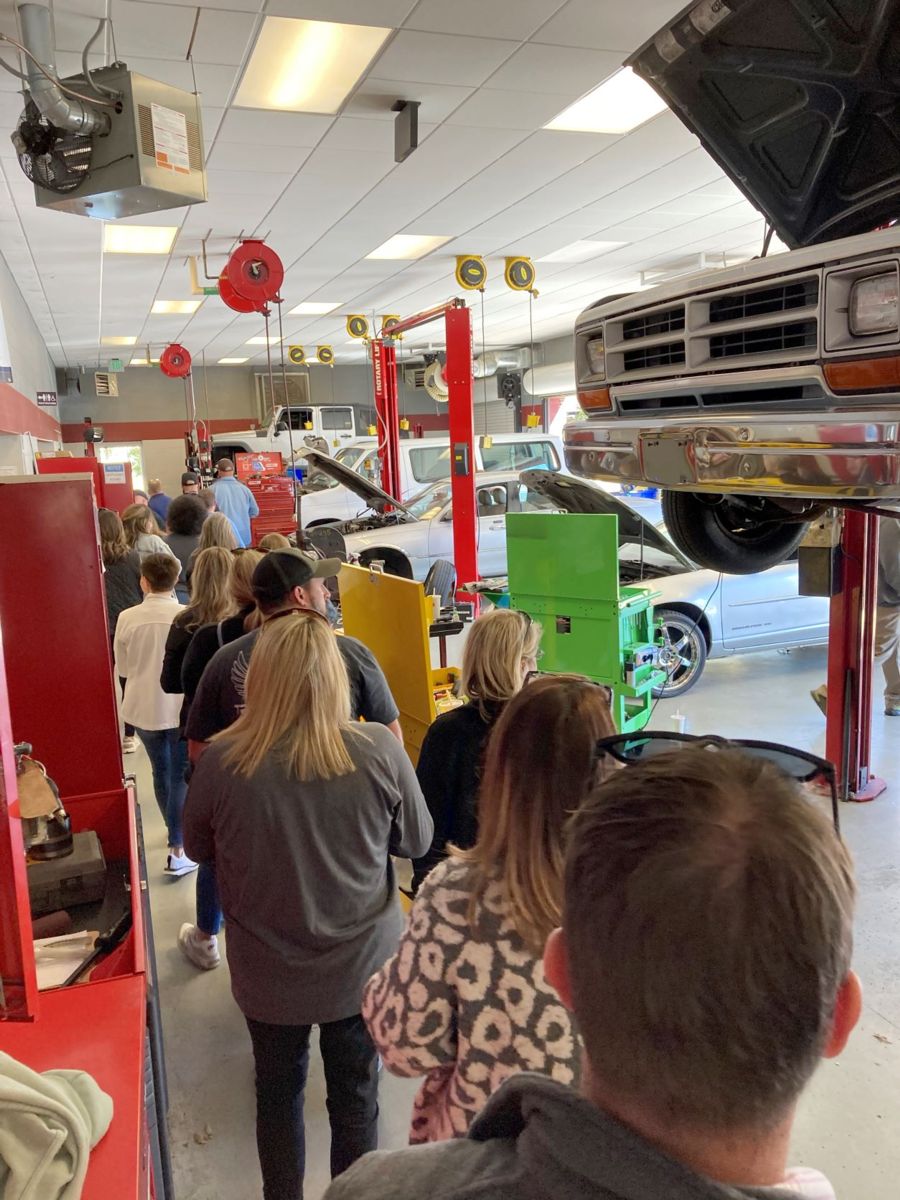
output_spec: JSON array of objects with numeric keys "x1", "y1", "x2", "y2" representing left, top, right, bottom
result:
[{"x1": 211, "y1": 403, "x2": 358, "y2": 462}]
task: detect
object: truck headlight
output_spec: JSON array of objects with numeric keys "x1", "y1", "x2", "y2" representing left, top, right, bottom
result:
[
  {"x1": 586, "y1": 336, "x2": 606, "y2": 379},
  {"x1": 850, "y1": 272, "x2": 899, "y2": 336}
]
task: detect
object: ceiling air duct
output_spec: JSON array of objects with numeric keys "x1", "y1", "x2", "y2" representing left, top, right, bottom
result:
[{"x1": 523, "y1": 362, "x2": 576, "y2": 397}]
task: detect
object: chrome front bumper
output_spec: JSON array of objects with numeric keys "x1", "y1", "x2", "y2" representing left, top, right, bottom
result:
[{"x1": 564, "y1": 413, "x2": 900, "y2": 499}]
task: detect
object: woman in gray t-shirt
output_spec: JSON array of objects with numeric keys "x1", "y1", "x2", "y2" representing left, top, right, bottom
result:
[{"x1": 184, "y1": 610, "x2": 432, "y2": 1200}]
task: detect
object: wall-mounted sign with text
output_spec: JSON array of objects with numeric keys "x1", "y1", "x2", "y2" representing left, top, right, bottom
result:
[{"x1": 36, "y1": 391, "x2": 58, "y2": 407}]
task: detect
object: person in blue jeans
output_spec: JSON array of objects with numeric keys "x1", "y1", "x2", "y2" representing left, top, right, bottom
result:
[
  {"x1": 210, "y1": 457, "x2": 259, "y2": 547},
  {"x1": 114, "y1": 552, "x2": 196, "y2": 876}
]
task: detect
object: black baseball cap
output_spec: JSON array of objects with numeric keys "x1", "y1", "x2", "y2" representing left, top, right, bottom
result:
[
  {"x1": 251, "y1": 549, "x2": 342, "y2": 605},
  {"x1": 181, "y1": 471, "x2": 200, "y2": 485}
]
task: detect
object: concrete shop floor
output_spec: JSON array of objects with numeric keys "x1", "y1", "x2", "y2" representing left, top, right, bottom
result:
[{"x1": 137, "y1": 643, "x2": 900, "y2": 1199}]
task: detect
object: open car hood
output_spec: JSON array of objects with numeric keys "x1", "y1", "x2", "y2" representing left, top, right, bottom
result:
[
  {"x1": 301, "y1": 450, "x2": 414, "y2": 517},
  {"x1": 519, "y1": 470, "x2": 692, "y2": 565},
  {"x1": 629, "y1": 0, "x2": 900, "y2": 248}
]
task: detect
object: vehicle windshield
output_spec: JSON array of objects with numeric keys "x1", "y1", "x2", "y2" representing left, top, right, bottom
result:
[
  {"x1": 405, "y1": 480, "x2": 453, "y2": 521},
  {"x1": 304, "y1": 445, "x2": 368, "y2": 492}
]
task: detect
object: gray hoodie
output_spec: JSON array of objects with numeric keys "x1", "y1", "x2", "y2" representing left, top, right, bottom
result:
[{"x1": 323, "y1": 1075, "x2": 815, "y2": 1200}]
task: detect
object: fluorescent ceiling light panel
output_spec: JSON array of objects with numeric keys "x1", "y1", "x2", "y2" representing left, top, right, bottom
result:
[
  {"x1": 366, "y1": 234, "x2": 452, "y2": 260},
  {"x1": 289, "y1": 301, "x2": 343, "y2": 316},
  {"x1": 538, "y1": 239, "x2": 626, "y2": 263},
  {"x1": 130, "y1": 356, "x2": 160, "y2": 365},
  {"x1": 219, "y1": 357, "x2": 249, "y2": 364},
  {"x1": 545, "y1": 68, "x2": 668, "y2": 134},
  {"x1": 246, "y1": 336, "x2": 281, "y2": 345},
  {"x1": 102, "y1": 335, "x2": 137, "y2": 346},
  {"x1": 103, "y1": 225, "x2": 178, "y2": 254},
  {"x1": 151, "y1": 299, "x2": 203, "y2": 315},
  {"x1": 235, "y1": 17, "x2": 390, "y2": 113}
]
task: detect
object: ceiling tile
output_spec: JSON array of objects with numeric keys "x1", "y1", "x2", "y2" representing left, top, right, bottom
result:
[
  {"x1": 262, "y1": 0, "x2": 417, "y2": 23},
  {"x1": 56, "y1": 0, "x2": 197, "y2": 61},
  {"x1": 190, "y1": 9, "x2": 259, "y2": 66},
  {"x1": 207, "y1": 141, "x2": 313, "y2": 173},
  {"x1": 483, "y1": 43, "x2": 621, "y2": 95},
  {"x1": 370, "y1": 31, "x2": 518, "y2": 87},
  {"x1": 533, "y1": 0, "x2": 686, "y2": 53},
  {"x1": 344, "y1": 76, "x2": 474, "y2": 123},
  {"x1": 215, "y1": 108, "x2": 333, "y2": 147},
  {"x1": 404, "y1": 0, "x2": 562, "y2": 40},
  {"x1": 445, "y1": 88, "x2": 577, "y2": 130},
  {"x1": 122, "y1": 0, "x2": 260, "y2": 10}
]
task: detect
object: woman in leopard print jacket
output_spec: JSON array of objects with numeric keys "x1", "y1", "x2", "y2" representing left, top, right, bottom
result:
[{"x1": 362, "y1": 674, "x2": 617, "y2": 1143}]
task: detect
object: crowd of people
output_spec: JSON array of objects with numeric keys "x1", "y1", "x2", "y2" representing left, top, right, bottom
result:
[{"x1": 98, "y1": 479, "x2": 867, "y2": 1200}]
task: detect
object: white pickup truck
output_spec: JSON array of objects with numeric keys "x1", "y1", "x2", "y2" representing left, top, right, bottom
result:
[
  {"x1": 564, "y1": 0, "x2": 900, "y2": 574},
  {"x1": 212, "y1": 404, "x2": 358, "y2": 463}
]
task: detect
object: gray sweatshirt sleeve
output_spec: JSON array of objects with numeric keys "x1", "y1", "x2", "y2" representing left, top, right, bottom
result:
[
  {"x1": 382, "y1": 731, "x2": 433, "y2": 860},
  {"x1": 182, "y1": 751, "x2": 218, "y2": 863}
]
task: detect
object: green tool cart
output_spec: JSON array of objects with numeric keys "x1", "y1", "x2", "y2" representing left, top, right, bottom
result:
[{"x1": 505, "y1": 511, "x2": 665, "y2": 733}]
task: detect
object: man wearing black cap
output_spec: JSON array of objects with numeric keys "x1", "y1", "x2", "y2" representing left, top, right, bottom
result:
[
  {"x1": 181, "y1": 471, "x2": 201, "y2": 495},
  {"x1": 185, "y1": 549, "x2": 401, "y2": 755}
]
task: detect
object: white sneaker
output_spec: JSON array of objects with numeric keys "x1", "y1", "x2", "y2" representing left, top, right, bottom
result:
[
  {"x1": 165, "y1": 851, "x2": 199, "y2": 877},
  {"x1": 178, "y1": 922, "x2": 220, "y2": 970},
  {"x1": 122, "y1": 736, "x2": 137, "y2": 754}
]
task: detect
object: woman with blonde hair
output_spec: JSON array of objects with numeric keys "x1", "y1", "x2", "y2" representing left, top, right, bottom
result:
[
  {"x1": 411, "y1": 607, "x2": 542, "y2": 890},
  {"x1": 183, "y1": 613, "x2": 432, "y2": 1199},
  {"x1": 198, "y1": 511, "x2": 238, "y2": 551},
  {"x1": 161, "y1": 547, "x2": 235, "y2": 717},
  {"x1": 364, "y1": 674, "x2": 616, "y2": 1143},
  {"x1": 257, "y1": 531, "x2": 291, "y2": 552},
  {"x1": 122, "y1": 502, "x2": 176, "y2": 562}
]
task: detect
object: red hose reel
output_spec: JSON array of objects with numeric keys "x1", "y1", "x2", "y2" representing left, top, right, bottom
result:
[
  {"x1": 219, "y1": 239, "x2": 284, "y2": 313},
  {"x1": 159, "y1": 343, "x2": 192, "y2": 378}
]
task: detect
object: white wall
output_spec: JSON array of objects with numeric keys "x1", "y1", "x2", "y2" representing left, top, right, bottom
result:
[{"x1": 0, "y1": 251, "x2": 57, "y2": 408}]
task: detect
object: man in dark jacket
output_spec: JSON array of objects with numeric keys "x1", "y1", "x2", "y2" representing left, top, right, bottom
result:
[
  {"x1": 325, "y1": 747, "x2": 859, "y2": 1200},
  {"x1": 875, "y1": 515, "x2": 900, "y2": 715}
]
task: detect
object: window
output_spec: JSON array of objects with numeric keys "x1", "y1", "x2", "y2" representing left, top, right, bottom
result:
[
  {"x1": 480, "y1": 439, "x2": 559, "y2": 472},
  {"x1": 357, "y1": 454, "x2": 380, "y2": 484},
  {"x1": 320, "y1": 407, "x2": 354, "y2": 432},
  {"x1": 285, "y1": 408, "x2": 313, "y2": 431},
  {"x1": 518, "y1": 486, "x2": 563, "y2": 513},
  {"x1": 408, "y1": 445, "x2": 452, "y2": 482},
  {"x1": 476, "y1": 485, "x2": 508, "y2": 517},
  {"x1": 406, "y1": 481, "x2": 453, "y2": 521},
  {"x1": 99, "y1": 444, "x2": 144, "y2": 491}
]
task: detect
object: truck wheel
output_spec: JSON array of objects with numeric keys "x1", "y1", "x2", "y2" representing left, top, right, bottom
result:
[
  {"x1": 653, "y1": 608, "x2": 707, "y2": 698},
  {"x1": 661, "y1": 491, "x2": 807, "y2": 574}
]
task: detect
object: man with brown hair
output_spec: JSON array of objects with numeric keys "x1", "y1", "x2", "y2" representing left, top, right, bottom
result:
[{"x1": 326, "y1": 747, "x2": 860, "y2": 1200}]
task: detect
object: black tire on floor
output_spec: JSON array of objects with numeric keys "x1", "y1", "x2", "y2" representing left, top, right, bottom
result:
[
  {"x1": 661, "y1": 491, "x2": 807, "y2": 574},
  {"x1": 653, "y1": 608, "x2": 708, "y2": 698}
]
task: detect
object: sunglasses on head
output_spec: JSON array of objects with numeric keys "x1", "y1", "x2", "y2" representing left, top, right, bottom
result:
[{"x1": 595, "y1": 730, "x2": 840, "y2": 833}]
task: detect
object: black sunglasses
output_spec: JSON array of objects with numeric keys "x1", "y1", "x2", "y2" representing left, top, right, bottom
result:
[{"x1": 595, "y1": 731, "x2": 840, "y2": 833}]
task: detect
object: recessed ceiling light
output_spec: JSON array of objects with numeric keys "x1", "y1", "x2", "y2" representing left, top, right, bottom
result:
[
  {"x1": 246, "y1": 336, "x2": 281, "y2": 345},
  {"x1": 102, "y1": 335, "x2": 137, "y2": 346},
  {"x1": 218, "y1": 357, "x2": 249, "y2": 364},
  {"x1": 289, "y1": 301, "x2": 343, "y2": 316},
  {"x1": 537, "y1": 240, "x2": 626, "y2": 264},
  {"x1": 151, "y1": 299, "x2": 203, "y2": 315},
  {"x1": 366, "y1": 234, "x2": 452, "y2": 260},
  {"x1": 103, "y1": 225, "x2": 178, "y2": 255},
  {"x1": 545, "y1": 68, "x2": 668, "y2": 134},
  {"x1": 235, "y1": 17, "x2": 390, "y2": 114}
]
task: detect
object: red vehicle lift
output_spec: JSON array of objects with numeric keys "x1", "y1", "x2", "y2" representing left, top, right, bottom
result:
[
  {"x1": 370, "y1": 299, "x2": 478, "y2": 593},
  {"x1": 825, "y1": 509, "x2": 887, "y2": 803}
]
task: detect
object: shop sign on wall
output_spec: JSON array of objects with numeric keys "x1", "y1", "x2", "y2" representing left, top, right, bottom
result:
[
  {"x1": 36, "y1": 391, "x2": 58, "y2": 407},
  {"x1": 102, "y1": 463, "x2": 127, "y2": 485}
]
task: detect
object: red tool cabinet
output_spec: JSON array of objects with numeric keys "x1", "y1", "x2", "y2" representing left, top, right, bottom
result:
[{"x1": 0, "y1": 475, "x2": 173, "y2": 1198}]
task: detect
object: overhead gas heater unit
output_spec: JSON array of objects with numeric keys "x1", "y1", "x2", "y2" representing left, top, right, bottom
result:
[{"x1": 7, "y1": 3, "x2": 206, "y2": 219}]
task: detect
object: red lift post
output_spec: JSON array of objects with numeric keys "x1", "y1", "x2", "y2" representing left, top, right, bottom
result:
[
  {"x1": 369, "y1": 300, "x2": 478, "y2": 594},
  {"x1": 825, "y1": 509, "x2": 887, "y2": 802}
]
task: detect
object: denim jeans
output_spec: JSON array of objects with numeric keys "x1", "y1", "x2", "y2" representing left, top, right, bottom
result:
[
  {"x1": 196, "y1": 862, "x2": 222, "y2": 935},
  {"x1": 245, "y1": 1013, "x2": 378, "y2": 1200},
  {"x1": 134, "y1": 727, "x2": 188, "y2": 848}
]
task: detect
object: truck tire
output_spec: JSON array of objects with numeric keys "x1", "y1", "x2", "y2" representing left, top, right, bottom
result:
[{"x1": 661, "y1": 491, "x2": 807, "y2": 574}]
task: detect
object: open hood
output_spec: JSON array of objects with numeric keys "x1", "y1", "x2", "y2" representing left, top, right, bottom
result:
[
  {"x1": 301, "y1": 450, "x2": 414, "y2": 517},
  {"x1": 629, "y1": 0, "x2": 900, "y2": 248},
  {"x1": 520, "y1": 470, "x2": 692, "y2": 565}
]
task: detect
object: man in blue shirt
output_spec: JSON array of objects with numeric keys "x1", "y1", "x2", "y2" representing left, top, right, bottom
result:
[
  {"x1": 210, "y1": 458, "x2": 259, "y2": 547},
  {"x1": 148, "y1": 479, "x2": 171, "y2": 525}
]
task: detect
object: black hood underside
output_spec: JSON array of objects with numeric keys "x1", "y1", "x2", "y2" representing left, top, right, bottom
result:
[{"x1": 630, "y1": 0, "x2": 900, "y2": 248}]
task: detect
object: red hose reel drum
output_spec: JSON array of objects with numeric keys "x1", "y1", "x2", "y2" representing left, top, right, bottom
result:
[
  {"x1": 159, "y1": 343, "x2": 192, "y2": 378},
  {"x1": 218, "y1": 270, "x2": 259, "y2": 313},
  {"x1": 224, "y1": 239, "x2": 284, "y2": 306}
]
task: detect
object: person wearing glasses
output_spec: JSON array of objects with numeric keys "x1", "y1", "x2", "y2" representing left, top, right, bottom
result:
[
  {"x1": 411, "y1": 608, "x2": 542, "y2": 892},
  {"x1": 364, "y1": 675, "x2": 616, "y2": 1143},
  {"x1": 183, "y1": 613, "x2": 432, "y2": 1200},
  {"x1": 330, "y1": 742, "x2": 859, "y2": 1200}
]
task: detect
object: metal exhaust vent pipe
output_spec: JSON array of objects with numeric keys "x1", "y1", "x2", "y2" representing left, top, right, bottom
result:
[{"x1": 18, "y1": 4, "x2": 110, "y2": 136}]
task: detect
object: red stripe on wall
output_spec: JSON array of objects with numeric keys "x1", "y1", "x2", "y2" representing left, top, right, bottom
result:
[
  {"x1": 0, "y1": 384, "x2": 61, "y2": 440},
  {"x1": 61, "y1": 417, "x2": 255, "y2": 442}
]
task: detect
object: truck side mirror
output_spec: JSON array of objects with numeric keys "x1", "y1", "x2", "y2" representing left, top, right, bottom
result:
[{"x1": 275, "y1": 420, "x2": 288, "y2": 433}]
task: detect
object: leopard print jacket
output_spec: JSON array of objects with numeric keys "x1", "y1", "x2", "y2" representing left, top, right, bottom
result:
[{"x1": 362, "y1": 857, "x2": 580, "y2": 1143}]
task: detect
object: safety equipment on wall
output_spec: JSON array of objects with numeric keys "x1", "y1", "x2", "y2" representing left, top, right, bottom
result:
[
  {"x1": 160, "y1": 343, "x2": 192, "y2": 378},
  {"x1": 288, "y1": 345, "x2": 306, "y2": 365},
  {"x1": 380, "y1": 315, "x2": 402, "y2": 338},
  {"x1": 423, "y1": 360, "x2": 449, "y2": 403},
  {"x1": 316, "y1": 345, "x2": 334, "y2": 366},
  {"x1": 504, "y1": 256, "x2": 537, "y2": 293},
  {"x1": 456, "y1": 255, "x2": 487, "y2": 291},
  {"x1": 223, "y1": 239, "x2": 284, "y2": 308},
  {"x1": 218, "y1": 270, "x2": 257, "y2": 313},
  {"x1": 346, "y1": 314, "x2": 369, "y2": 339}
]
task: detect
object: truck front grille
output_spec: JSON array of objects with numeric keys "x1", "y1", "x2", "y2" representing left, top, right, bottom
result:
[
  {"x1": 622, "y1": 305, "x2": 684, "y2": 340},
  {"x1": 623, "y1": 341, "x2": 686, "y2": 371},
  {"x1": 710, "y1": 320, "x2": 817, "y2": 359},
  {"x1": 708, "y1": 279, "x2": 818, "y2": 323}
]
